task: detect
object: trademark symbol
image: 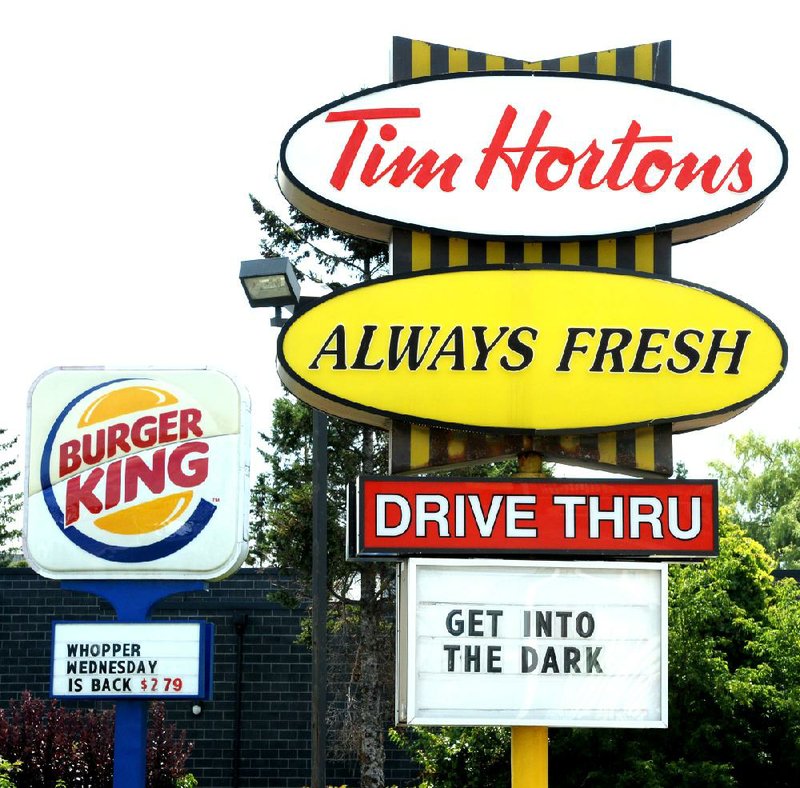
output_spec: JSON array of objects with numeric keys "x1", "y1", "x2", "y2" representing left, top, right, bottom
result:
[{"x1": 212, "y1": 497, "x2": 220, "y2": 503}]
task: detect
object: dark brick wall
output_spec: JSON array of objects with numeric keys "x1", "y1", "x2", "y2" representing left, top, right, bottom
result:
[{"x1": 0, "y1": 568, "x2": 417, "y2": 787}]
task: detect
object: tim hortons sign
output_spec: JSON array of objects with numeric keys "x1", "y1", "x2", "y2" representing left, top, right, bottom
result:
[
  {"x1": 278, "y1": 267, "x2": 786, "y2": 434},
  {"x1": 279, "y1": 71, "x2": 787, "y2": 243}
]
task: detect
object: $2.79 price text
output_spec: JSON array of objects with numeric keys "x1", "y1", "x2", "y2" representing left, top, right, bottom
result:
[{"x1": 140, "y1": 677, "x2": 184, "y2": 692}]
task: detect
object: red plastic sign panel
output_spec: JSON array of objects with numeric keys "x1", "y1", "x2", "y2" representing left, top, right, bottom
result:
[{"x1": 351, "y1": 476, "x2": 717, "y2": 559}]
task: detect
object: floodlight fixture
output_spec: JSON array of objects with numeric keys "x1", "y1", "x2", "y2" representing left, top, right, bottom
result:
[{"x1": 239, "y1": 257, "x2": 300, "y2": 310}]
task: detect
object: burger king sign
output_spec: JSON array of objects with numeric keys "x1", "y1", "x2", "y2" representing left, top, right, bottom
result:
[{"x1": 24, "y1": 368, "x2": 250, "y2": 579}]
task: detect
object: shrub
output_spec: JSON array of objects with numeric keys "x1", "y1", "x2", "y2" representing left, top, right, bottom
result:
[
  {"x1": 389, "y1": 726, "x2": 510, "y2": 788},
  {"x1": 0, "y1": 693, "x2": 193, "y2": 788},
  {"x1": 1, "y1": 758, "x2": 21, "y2": 788},
  {"x1": 146, "y1": 702, "x2": 193, "y2": 787}
]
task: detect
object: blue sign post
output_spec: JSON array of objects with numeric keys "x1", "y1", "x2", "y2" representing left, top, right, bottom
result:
[{"x1": 61, "y1": 580, "x2": 208, "y2": 788}]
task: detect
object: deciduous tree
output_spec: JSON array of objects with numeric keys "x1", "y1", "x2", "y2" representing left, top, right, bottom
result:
[
  {"x1": 710, "y1": 431, "x2": 800, "y2": 567},
  {"x1": 391, "y1": 516, "x2": 800, "y2": 787}
]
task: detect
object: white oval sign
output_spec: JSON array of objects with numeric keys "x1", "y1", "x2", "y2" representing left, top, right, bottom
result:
[{"x1": 279, "y1": 72, "x2": 787, "y2": 243}]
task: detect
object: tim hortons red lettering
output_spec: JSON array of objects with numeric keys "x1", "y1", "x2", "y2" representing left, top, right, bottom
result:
[
  {"x1": 326, "y1": 108, "x2": 462, "y2": 192},
  {"x1": 475, "y1": 108, "x2": 754, "y2": 194},
  {"x1": 57, "y1": 408, "x2": 204, "y2": 478},
  {"x1": 323, "y1": 104, "x2": 753, "y2": 196},
  {"x1": 673, "y1": 150, "x2": 753, "y2": 193},
  {"x1": 63, "y1": 441, "x2": 210, "y2": 526}
]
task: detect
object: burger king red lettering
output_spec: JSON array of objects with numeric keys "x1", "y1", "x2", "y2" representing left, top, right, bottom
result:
[
  {"x1": 58, "y1": 408, "x2": 203, "y2": 477},
  {"x1": 64, "y1": 441, "x2": 210, "y2": 526}
]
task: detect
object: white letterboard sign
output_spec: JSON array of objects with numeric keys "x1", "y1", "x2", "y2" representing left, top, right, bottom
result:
[
  {"x1": 51, "y1": 622, "x2": 209, "y2": 699},
  {"x1": 396, "y1": 558, "x2": 667, "y2": 727}
]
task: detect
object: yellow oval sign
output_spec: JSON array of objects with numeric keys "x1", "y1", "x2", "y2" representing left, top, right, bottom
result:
[{"x1": 277, "y1": 268, "x2": 786, "y2": 434}]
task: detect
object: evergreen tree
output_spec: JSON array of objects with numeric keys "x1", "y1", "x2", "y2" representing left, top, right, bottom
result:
[
  {"x1": 248, "y1": 199, "x2": 394, "y2": 786},
  {"x1": 0, "y1": 430, "x2": 22, "y2": 567}
]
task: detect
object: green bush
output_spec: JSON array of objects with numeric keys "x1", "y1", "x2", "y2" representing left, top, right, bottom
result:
[
  {"x1": 389, "y1": 726, "x2": 510, "y2": 788},
  {"x1": 390, "y1": 525, "x2": 800, "y2": 787}
]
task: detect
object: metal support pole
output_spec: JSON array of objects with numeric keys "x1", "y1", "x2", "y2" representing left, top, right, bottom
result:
[
  {"x1": 512, "y1": 451, "x2": 548, "y2": 788},
  {"x1": 311, "y1": 409, "x2": 328, "y2": 788},
  {"x1": 114, "y1": 701, "x2": 148, "y2": 788},
  {"x1": 232, "y1": 614, "x2": 249, "y2": 788}
]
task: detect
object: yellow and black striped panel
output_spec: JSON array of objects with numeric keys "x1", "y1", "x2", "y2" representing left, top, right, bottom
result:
[
  {"x1": 392, "y1": 36, "x2": 671, "y2": 83},
  {"x1": 391, "y1": 230, "x2": 672, "y2": 273},
  {"x1": 390, "y1": 421, "x2": 674, "y2": 477},
  {"x1": 388, "y1": 37, "x2": 673, "y2": 477}
]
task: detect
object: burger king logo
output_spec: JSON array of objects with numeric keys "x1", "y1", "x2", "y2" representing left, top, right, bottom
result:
[{"x1": 25, "y1": 369, "x2": 249, "y2": 578}]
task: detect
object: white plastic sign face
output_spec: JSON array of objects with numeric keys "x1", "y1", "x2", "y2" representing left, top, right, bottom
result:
[
  {"x1": 51, "y1": 622, "x2": 207, "y2": 699},
  {"x1": 24, "y1": 368, "x2": 250, "y2": 579},
  {"x1": 397, "y1": 559, "x2": 667, "y2": 727},
  {"x1": 279, "y1": 72, "x2": 786, "y2": 243}
]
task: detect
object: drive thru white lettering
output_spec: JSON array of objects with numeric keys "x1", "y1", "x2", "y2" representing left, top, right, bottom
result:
[{"x1": 377, "y1": 492, "x2": 703, "y2": 540}]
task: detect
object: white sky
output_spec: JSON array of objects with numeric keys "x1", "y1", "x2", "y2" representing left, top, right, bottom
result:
[{"x1": 1, "y1": 0, "x2": 797, "y2": 484}]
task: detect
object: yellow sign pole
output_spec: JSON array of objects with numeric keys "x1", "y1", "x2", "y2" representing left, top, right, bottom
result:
[
  {"x1": 512, "y1": 727, "x2": 548, "y2": 787},
  {"x1": 512, "y1": 451, "x2": 548, "y2": 787}
]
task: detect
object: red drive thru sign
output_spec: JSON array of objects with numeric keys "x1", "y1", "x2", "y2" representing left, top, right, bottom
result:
[{"x1": 350, "y1": 476, "x2": 717, "y2": 560}]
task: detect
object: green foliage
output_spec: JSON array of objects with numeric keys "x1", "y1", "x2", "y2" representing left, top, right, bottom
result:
[
  {"x1": 248, "y1": 201, "x2": 394, "y2": 787},
  {"x1": 174, "y1": 775, "x2": 197, "y2": 788},
  {"x1": 250, "y1": 197, "x2": 388, "y2": 287},
  {"x1": 673, "y1": 460, "x2": 688, "y2": 479},
  {"x1": 388, "y1": 726, "x2": 510, "y2": 787},
  {"x1": 551, "y1": 518, "x2": 800, "y2": 787},
  {"x1": 248, "y1": 396, "x2": 388, "y2": 603},
  {"x1": 0, "y1": 430, "x2": 22, "y2": 566},
  {"x1": 392, "y1": 520, "x2": 800, "y2": 787},
  {"x1": 1, "y1": 758, "x2": 21, "y2": 788},
  {"x1": 247, "y1": 196, "x2": 391, "y2": 604},
  {"x1": 710, "y1": 431, "x2": 800, "y2": 567}
]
